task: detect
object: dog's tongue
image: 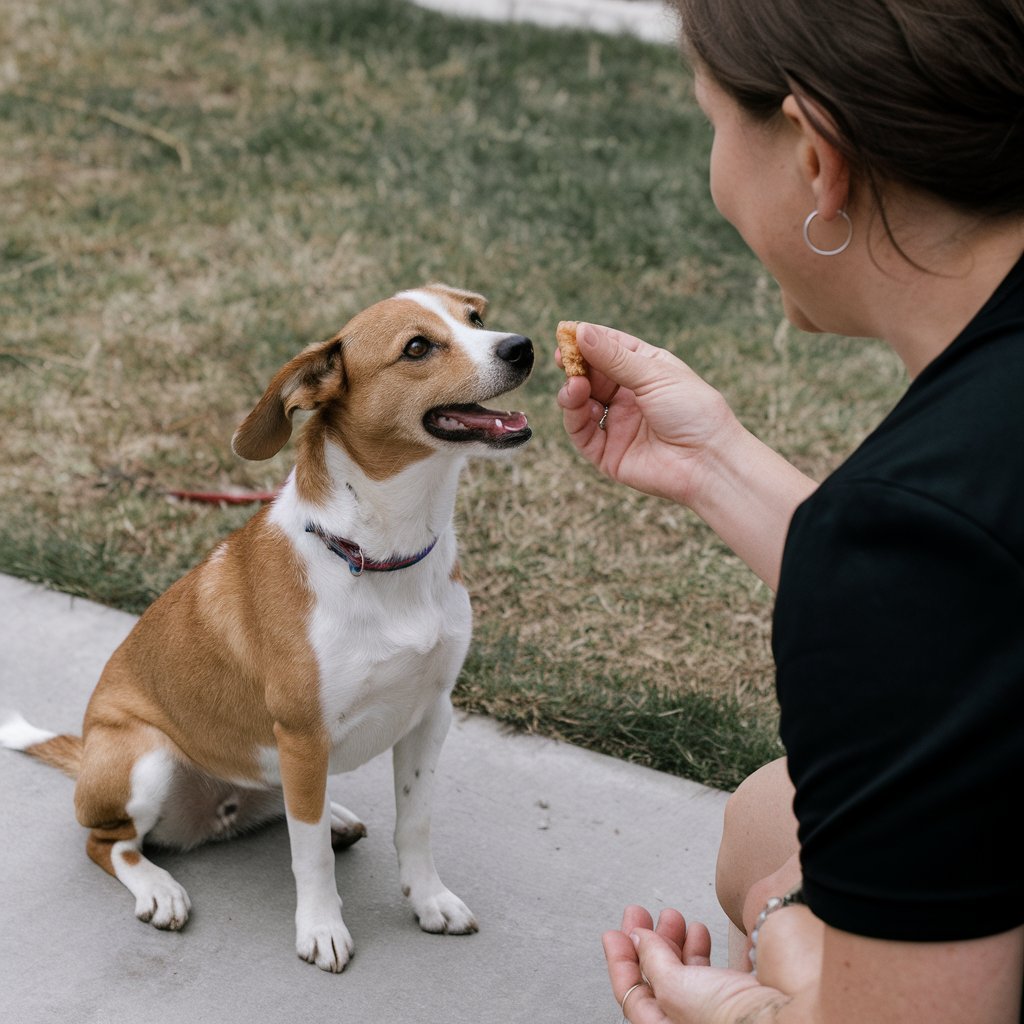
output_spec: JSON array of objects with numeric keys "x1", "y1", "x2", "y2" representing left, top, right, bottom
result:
[{"x1": 435, "y1": 406, "x2": 528, "y2": 436}]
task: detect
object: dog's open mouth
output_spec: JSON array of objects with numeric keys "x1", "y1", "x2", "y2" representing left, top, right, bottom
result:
[{"x1": 424, "y1": 404, "x2": 531, "y2": 447}]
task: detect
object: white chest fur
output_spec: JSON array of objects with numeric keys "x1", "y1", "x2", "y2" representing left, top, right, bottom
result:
[
  {"x1": 261, "y1": 450, "x2": 472, "y2": 780},
  {"x1": 309, "y1": 558, "x2": 472, "y2": 773}
]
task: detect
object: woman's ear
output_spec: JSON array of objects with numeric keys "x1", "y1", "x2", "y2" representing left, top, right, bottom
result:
[{"x1": 782, "y1": 94, "x2": 851, "y2": 220}]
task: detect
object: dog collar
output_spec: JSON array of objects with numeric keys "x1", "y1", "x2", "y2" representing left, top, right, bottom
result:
[{"x1": 304, "y1": 522, "x2": 438, "y2": 577}]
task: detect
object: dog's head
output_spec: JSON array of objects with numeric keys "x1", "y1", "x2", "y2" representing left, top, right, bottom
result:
[{"x1": 232, "y1": 284, "x2": 533, "y2": 480}]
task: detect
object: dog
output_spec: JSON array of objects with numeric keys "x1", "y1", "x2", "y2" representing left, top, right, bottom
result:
[{"x1": 0, "y1": 283, "x2": 533, "y2": 972}]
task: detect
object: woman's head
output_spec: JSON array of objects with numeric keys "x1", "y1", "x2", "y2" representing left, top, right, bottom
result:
[{"x1": 672, "y1": 0, "x2": 1024, "y2": 221}]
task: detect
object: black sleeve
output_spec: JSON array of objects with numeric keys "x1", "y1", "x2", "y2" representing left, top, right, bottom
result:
[{"x1": 773, "y1": 479, "x2": 1024, "y2": 941}]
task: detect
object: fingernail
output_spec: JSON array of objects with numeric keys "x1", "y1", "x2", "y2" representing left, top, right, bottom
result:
[{"x1": 629, "y1": 931, "x2": 640, "y2": 948}]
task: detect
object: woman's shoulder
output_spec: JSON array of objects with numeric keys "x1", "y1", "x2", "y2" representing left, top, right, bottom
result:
[
  {"x1": 855, "y1": 252, "x2": 1024, "y2": 471},
  {"x1": 817, "y1": 313, "x2": 1024, "y2": 558}
]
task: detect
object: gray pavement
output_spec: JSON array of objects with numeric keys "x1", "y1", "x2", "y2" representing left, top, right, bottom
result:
[{"x1": 0, "y1": 573, "x2": 730, "y2": 1023}]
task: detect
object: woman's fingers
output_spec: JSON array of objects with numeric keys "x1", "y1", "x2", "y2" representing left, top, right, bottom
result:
[
  {"x1": 680, "y1": 919, "x2": 713, "y2": 967},
  {"x1": 622, "y1": 905, "x2": 656, "y2": 932},
  {"x1": 603, "y1": 929, "x2": 667, "y2": 1024},
  {"x1": 557, "y1": 371, "x2": 607, "y2": 441}
]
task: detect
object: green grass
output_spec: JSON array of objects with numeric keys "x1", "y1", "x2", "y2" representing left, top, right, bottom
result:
[{"x1": 0, "y1": 0, "x2": 907, "y2": 790}]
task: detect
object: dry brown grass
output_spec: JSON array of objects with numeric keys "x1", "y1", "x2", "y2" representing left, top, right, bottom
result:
[{"x1": 0, "y1": 0, "x2": 907, "y2": 788}]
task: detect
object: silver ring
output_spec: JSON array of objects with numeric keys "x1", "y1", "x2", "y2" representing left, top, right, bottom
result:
[
  {"x1": 598, "y1": 404, "x2": 610, "y2": 430},
  {"x1": 802, "y1": 209, "x2": 853, "y2": 256},
  {"x1": 620, "y1": 981, "x2": 648, "y2": 1021}
]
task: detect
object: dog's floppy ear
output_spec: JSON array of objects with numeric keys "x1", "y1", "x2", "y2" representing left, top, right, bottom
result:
[{"x1": 232, "y1": 335, "x2": 346, "y2": 461}]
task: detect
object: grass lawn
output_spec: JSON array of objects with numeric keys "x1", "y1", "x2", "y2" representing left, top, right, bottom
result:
[{"x1": 0, "y1": 0, "x2": 906, "y2": 790}]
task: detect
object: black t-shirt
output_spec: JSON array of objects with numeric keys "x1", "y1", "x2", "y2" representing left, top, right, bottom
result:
[{"x1": 774, "y1": 252, "x2": 1024, "y2": 945}]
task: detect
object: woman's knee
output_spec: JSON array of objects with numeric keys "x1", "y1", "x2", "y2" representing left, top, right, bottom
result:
[{"x1": 715, "y1": 757, "x2": 797, "y2": 928}]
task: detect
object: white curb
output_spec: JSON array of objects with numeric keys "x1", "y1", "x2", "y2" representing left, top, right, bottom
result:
[{"x1": 411, "y1": 0, "x2": 679, "y2": 45}]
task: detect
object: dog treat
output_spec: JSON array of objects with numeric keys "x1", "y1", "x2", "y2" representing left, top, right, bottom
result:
[{"x1": 556, "y1": 320, "x2": 587, "y2": 378}]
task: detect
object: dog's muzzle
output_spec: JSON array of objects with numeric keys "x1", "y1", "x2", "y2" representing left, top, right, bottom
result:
[{"x1": 423, "y1": 334, "x2": 534, "y2": 449}]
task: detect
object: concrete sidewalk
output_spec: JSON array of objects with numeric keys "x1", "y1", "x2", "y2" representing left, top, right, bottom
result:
[{"x1": 0, "y1": 574, "x2": 730, "y2": 1024}]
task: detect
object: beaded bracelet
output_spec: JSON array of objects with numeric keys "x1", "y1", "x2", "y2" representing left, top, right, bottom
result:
[{"x1": 748, "y1": 885, "x2": 806, "y2": 975}]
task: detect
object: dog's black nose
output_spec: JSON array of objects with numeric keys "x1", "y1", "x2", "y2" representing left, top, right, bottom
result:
[{"x1": 496, "y1": 335, "x2": 534, "y2": 371}]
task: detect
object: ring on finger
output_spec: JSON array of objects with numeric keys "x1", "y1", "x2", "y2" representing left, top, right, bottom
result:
[
  {"x1": 598, "y1": 404, "x2": 610, "y2": 430},
  {"x1": 620, "y1": 980, "x2": 650, "y2": 1021}
]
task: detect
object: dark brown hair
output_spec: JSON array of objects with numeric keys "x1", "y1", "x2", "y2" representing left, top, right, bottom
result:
[{"x1": 672, "y1": 0, "x2": 1024, "y2": 220}]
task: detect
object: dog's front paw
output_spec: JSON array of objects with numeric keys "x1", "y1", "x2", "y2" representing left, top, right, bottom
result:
[
  {"x1": 408, "y1": 887, "x2": 478, "y2": 935},
  {"x1": 295, "y1": 904, "x2": 354, "y2": 973}
]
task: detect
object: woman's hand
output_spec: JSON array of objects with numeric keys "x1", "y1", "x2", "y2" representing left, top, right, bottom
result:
[
  {"x1": 604, "y1": 905, "x2": 795, "y2": 1024},
  {"x1": 556, "y1": 322, "x2": 818, "y2": 589},
  {"x1": 556, "y1": 323, "x2": 738, "y2": 509},
  {"x1": 604, "y1": 904, "x2": 823, "y2": 1024}
]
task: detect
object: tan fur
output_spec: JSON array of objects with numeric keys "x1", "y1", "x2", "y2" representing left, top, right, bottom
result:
[
  {"x1": 232, "y1": 333, "x2": 346, "y2": 464},
  {"x1": 235, "y1": 294, "x2": 491, "y2": 494},
  {"x1": 66, "y1": 502, "x2": 325, "y2": 871},
  {"x1": 295, "y1": 425, "x2": 335, "y2": 508},
  {"x1": 75, "y1": 725, "x2": 153, "y2": 837},
  {"x1": 79, "y1": 510, "x2": 314, "y2": 788},
  {"x1": 86, "y1": 822, "x2": 139, "y2": 876},
  {"x1": 274, "y1": 723, "x2": 331, "y2": 824},
  {"x1": 323, "y1": 298, "x2": 483, "y2": 481},
  {"x1": 23, "y1": 733, "x2": 82, "y2": 778}
]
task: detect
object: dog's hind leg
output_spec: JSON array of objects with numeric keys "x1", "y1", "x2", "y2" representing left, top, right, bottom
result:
[
  {"x1": 329, "y1": 801, "x2": 367, "y2": 850},
  {"x1": 75, "y1": 723, "x2": 192, "y2": 930}
]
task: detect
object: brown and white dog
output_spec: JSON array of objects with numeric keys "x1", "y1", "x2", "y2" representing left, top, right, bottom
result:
[{"x1": 0, "y1": 283, "x2": 533, "y2": 972}]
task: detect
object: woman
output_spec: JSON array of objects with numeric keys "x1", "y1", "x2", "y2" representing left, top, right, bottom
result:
[{"x1": 557, "y1": 1, "x2": 1024, "y2": 1021}]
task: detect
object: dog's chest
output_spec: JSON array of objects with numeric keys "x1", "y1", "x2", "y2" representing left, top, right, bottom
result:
[{"x1": 310, "y1": 573, "x2": 471, "y2": 772}]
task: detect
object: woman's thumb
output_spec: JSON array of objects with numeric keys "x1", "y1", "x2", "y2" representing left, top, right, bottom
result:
[{"x1": 578, "y1": 323, "x2": 661, "y2": 391}]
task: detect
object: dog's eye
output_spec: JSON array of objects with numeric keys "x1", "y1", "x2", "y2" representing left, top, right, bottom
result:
[
  {"x1": 468, "y1": 310, "x2": 484, "y2": 328},
  {"x1": 403, "y1": 337, "x2": 431, "y2": 359}
]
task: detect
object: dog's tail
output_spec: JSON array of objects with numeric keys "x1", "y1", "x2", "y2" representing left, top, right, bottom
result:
[{"x1": 0, "y1": 711, "x2": 82, "y2": 779}]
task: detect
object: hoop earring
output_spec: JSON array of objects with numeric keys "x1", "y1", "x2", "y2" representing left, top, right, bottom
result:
[{"x1": 803, "y1": 209, "x2": 853, "y2": 256}]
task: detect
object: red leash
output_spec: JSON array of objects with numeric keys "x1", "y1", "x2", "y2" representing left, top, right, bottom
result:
[{"x1": 167, "y1": 489, "x2": 279, "y2": 505}]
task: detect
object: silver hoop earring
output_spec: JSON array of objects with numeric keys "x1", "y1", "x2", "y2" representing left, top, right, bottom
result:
[{"x1": 803, "y1": 209, "x2": 853, "y2": 256}]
